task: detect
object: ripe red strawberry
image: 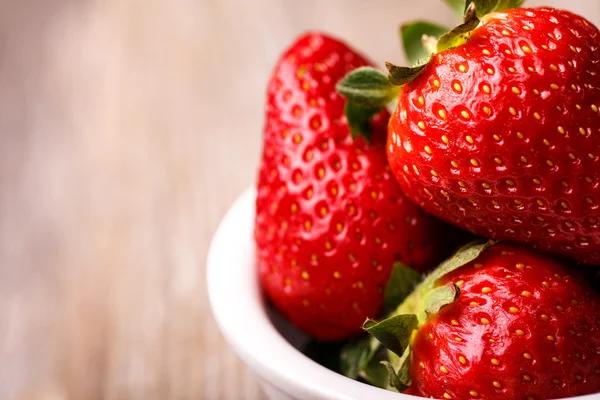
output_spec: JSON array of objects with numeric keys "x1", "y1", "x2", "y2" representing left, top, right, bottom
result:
[
  {"x1": 385, "y1": 6, "x2": 600, "y2": 265},
  {"x1": 255, "y1": 33, "x2": 460, "y2": 341},
  {"x1": 365, "y1": 242, "x2": 600, "y2": 399}
]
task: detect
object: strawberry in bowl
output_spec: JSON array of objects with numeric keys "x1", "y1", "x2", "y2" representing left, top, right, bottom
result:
[
  {"x1": 341, "y1": 1, "x2": 600, "y2": 265},
  {"x1": 255, "y1": 32, "x2": 464, "y2": 341},
  {"x1": 361, "y1": 242, "x2": 600, "y2": 399}
]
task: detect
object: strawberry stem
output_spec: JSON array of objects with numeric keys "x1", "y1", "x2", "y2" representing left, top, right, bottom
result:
[
  {"x1": 437, "y1": 2, "x2": 480, "y2": 52},
  {"x1": 385, "y1": 61, "x2": 430, "y2": 86},
  {"x1": 465, "y1": 0, "x2": 526, "y2": 18},
  {"x1": 395, "y1": 240, "x2": 494, "y2": 322}
]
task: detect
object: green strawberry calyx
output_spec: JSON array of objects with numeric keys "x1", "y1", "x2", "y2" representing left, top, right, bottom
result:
[
  {"x1": 349, "y1": 240, "x2": 495, "y2": 392},
  {"x1": 335, "y1": 0, "x2": 525, "y2": 136},
  {"x1": 436, "y1": 2, "x2": 481, "y2": 52},
  {"x1": 336, "y1": 68, "x2": 401, "y2": 140},
  {"x1": 340, "y1": 262, "x2": 421, "y2": 386},
  {"x1": 465, "y1": 0, "x2": 525, "y2": 18}
]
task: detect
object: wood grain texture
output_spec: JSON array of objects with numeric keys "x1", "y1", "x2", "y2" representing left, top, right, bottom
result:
[{"x1": 0, "y1": 0, "x2": 597, "y2": 399}]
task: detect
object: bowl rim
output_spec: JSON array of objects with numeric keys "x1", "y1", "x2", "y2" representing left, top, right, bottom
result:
[{"x1": 207, "y1": 187, "x2": 600, "y2": 400}]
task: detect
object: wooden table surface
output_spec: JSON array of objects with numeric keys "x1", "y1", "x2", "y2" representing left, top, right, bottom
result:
[{"x1": 0, "y1": 0, "x2": 597, "y2": 399}]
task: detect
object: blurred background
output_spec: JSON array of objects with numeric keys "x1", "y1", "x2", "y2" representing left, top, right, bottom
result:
[{"x1": 0, "y1": 0, "x2": 597, "y2": 399}]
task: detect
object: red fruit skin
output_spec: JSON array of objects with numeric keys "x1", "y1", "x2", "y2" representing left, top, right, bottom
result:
[
  {"x1": 411, "y1": 244, "x2": 600, "y2": 400},
  {"x1": 387, "y1": 7, "x2": 600, "y2": 265},
  {"x1": 255, "y1": 33, "x2": 456, "y2": 341}
]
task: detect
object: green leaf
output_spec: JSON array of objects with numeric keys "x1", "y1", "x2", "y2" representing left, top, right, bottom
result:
[
  {"x1": 393, "y1": 240, "x2": 494, "y2": 320},
  {"x1": 437, "y1": 2, "x2": 480, "y2": 52},
  {"x1": 396, "y1": 348, "x2": 412, "y2": 388},
  {"x1": 344, "y1": 101, "x2": 380, "y2": 140},
  {"x1": 380, "y1": 346, "x2": 412, "y2": 392},
  {"x1": 436, "y1": 240, "x2": 494, "y2": 278},
  {"x1": 360, "y1": 354, "x2": 389, "y2": 388},
  {"x1": 401, "y1": 21, "x2": 450, "y2": 65},
  {"x1": 381, "y1": 361, "x2": 406, "y2": 392},
  {"x1": 337, "y1": 67, "x2": 399, "y2": 140},
  {"x1": 424, "y1": 283, "x2": 460, "y2": 316},
  {"x1": 385, "y1": 61, "x2": 430, "y2": 86},
  {"x1": 384, "y1": 263, "x2": 422, "y2": 314},
  {"x1": 336, "y1": 67, "x2": 400, "y2": 108},
  {"x1": 340, "y1": 336, "x2": 373, "y2": 380},
  {"x1": 444, "y1": 0, "x2": 467, "y2": 16},
  {"x1": 381, "y1": 361, "x2": 404, "y2": 392},
  {"x1": 341, "y1": 335, "x2": 393, "y2": 389},
  {"x1": 364, "y1": 314, "x2": 418, "y2": 358},
  {"x1": 465, "y1": 0, "x2": 525, "y2": 17}
]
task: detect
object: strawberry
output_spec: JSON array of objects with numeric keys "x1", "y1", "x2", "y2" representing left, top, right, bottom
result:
[
  {"x1": 363, "y1": 242, "x2": 600, "y2": 399},
  {"x1": 255, "y1": 33, "x2": 460, "y2": 341},
  {"x1": 339, "y1": 2, "x2": 600, "y2": 265}
]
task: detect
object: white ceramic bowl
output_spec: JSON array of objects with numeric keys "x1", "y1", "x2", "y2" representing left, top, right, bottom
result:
[{"x1": 207, "y1": 187, "x2": 600, "y2": 400}]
